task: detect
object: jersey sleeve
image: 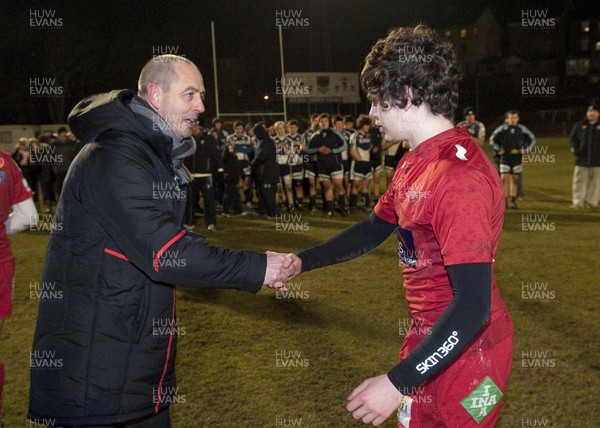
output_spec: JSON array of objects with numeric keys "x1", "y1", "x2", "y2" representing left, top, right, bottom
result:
[
  {"x1": 431, "y1": 168, "x2": 495, "y2": 266},
  {"x1": 373, "y1": 169, "x2": 400, "y2": 224},
  {"x1": 7, "y1": 156, "x2": 33, "y2": 205}
]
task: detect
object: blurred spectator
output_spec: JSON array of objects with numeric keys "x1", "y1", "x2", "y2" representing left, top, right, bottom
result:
[
  {"x1": 51, "y1": 127, "x2": 77, "y2": 198},
  {"x1": 184, "y1": 124, "x2": 222, "y2": 231},
  {"x1": 37, "y1": 133, "x2": 56, "y2": 212},
  {"x1": 456, "y1": 107, "x2": 486, "y2": 146},
  {"x1": 251, "y1": 123, "x2": 279, "y2": 218},
  {"x1": 11, "y1": 138, "x2": 32, "y2": 187},
  {"x1": 369, "y1": 119, "x2": 384, "y2": 202},
  {"x1": 27, "y1": 138, "x2": 43, "y2": 202},
  {"x1": 570, "y1": 104, "x2": 600, "y2": 209},
  {"x1": 222, "y1": 144, "x2": 245, "y2": 216}
]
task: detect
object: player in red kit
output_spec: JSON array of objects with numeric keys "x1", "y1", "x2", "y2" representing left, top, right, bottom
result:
[
  {"x1": 281, "y1": 25, "x2": 513, "y2": 427},
  {"x1": 0, "y1": 150, "x2": 37, "y2": 422}
]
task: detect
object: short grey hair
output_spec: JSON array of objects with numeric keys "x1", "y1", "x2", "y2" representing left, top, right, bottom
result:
[{"x1": 137, "y1": 54, "x2": 196, "y2": 97}]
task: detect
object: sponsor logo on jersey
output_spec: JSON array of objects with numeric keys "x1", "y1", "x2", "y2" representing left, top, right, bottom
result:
[{"x1": 460, "y1": 376, "x2": 503, "y2": 423}]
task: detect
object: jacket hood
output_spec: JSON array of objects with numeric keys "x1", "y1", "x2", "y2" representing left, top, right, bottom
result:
[
  {"x1": 68, "y1": 89, "x2": 156, "y2": 144},
  {"x1": 253, "y1": 124, "x2": 270, "y2": 141}
]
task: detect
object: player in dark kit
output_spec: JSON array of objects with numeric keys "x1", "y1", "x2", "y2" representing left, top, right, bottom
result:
[
  {"x1": 489, "y1": 110, "x2": 535, "y2": 209},
  {"x1": 281, "y1": 25, "x2": 513, "y2": 427},
  {"x1": 348, "y1": 114, "x2": 373, "y2": 210},
  {"x1": 226, "y1": 120, "x2": 254, "y2": 209},
  {"x1": 303, "y1": 113, "x2": 320, "y2": 211},
  {"x1": 307, "y1": 113, "x2": 348, "y2": 216},
  {"x1": 456, "y1": 107, "x2": 486, "y2": 147}
]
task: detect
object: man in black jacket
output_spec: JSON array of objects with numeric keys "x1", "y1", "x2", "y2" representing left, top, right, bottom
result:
[
  {"x1": 251, "y1": 123, "x2": 279, "y2": 218},
  {"x1": 28, "y1": 55, "x2": 293, "y2": 427},
  {"x1": 184, "y1": 123, "x2": 222, "y2": 230},
  {"x1": 570, "y1": 104, "x2": 600, "y2": 209}
]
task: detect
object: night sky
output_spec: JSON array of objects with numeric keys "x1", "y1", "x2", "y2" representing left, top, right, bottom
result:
[{"x1": 0, "y1": 0, "x2": 595, "y2": 126}]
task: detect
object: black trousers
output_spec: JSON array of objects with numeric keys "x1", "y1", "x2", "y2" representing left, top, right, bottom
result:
[
  {"x1": 257, "y1": 183, "x2": 278, "y2": 217},
  {"x1": 185, "y1": 176, "x2": 216, "y2": 226}
]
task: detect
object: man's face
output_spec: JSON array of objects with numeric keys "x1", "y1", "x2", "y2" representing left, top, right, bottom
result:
[
  {"x1": 234, "y1": 125, "x2": 244, "y2": 135},
  {"x1": 334, "y1": 120, "x2": 344, "y2": 131},
  {"x1": 587, "y1": 109, "x2": 599, "y2": 123},
  {"x1": 345, "y1": 121, "x2": 353, "y2": 130},
  {"x1": 289, "y1": 124, "x2": 298, "y2": 135},
  {"x1": 465, "y1": 113, "x2": 475, "y2": 123},
  {"x1": 508, "y1": 113, "x2": 519, "y2": 126},
  {"x1": 58, "y1": 131, "x2": 67, "y2": 141},
  {"x1": 155, "y1": 62, "x2": 206, "y2": 140},
  {"x1": 246, "y1": 128, "x2": 255, "y2": 137},
  {"x1": 275, "y1": 126, "x2": 286, "y2": 137},
  {"x1": 319, "y1": 117, "x2": 330, "y2": 129}
]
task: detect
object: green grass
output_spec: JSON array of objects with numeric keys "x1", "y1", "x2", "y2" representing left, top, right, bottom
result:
[{"x1": 3, "y1": 137, "x2": 600, "y2": 427}]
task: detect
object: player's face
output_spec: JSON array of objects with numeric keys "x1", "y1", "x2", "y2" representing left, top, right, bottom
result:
[
  {"x1": 234, "y1": 125, "x2": 244, "y2": 135},
  {"x1": 276, "y1": 126, "x2": 285, "y2": 136},
  {"x1": 508, "y1": 114, "x2": 519, "y2": 126},
  {"x1": 155, "y1": 62, "x2": 206, "y2": 140},
  {"x1": 334, "y1": 120, "x2": 343, "y2": 130},
  {"x1": 466, "y1": 113, "x2": 475, "y2": 123},
  {"x1": 319, "y1": 117, "x2": 330, "y2": 129},
  {"x1": 289, "y1": 124, "x2": 298, "y2": 135},
  {"x1": 586, "y1": 109, "x2": 599, "y2": 123},
  {"x1": 369, "y1": 102, "x2": 409, "y2": 142},
  {"x1": 345, "y1": 122, "x2": 353, "y2": 129}
]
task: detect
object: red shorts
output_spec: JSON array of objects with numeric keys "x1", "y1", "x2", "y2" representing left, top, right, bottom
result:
[
  {"x1": 397, "y1": 310, "x2": 514, "y2": 428},
  {"x1": 0, "y1": 258, "x2": 15, "y2": 318}
]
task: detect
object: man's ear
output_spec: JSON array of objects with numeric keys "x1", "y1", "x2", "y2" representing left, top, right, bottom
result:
[{"x1": 146, "y1": 83, "x2": 162, "y2": 110}]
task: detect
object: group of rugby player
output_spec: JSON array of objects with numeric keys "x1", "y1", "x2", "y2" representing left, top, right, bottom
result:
[{"x1": 210, "y1": 114, "x2": 411, "y2": 218}]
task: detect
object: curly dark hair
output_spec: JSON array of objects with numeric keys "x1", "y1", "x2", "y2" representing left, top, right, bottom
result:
[{"x1": 360, "y1": 24, "x2": 460, "y2": 120}]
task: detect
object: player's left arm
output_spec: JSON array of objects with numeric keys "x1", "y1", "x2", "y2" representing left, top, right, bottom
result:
[
  {"x1": 347, "y1": 263, "x2": 491, "y2": 424},
  {"x1": 386, "y1": 262, "x2": 491, "y2": 391}
]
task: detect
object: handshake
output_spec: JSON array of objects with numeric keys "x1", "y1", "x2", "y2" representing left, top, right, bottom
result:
[{"x1": 263, "y1": 252, "x2": 303, "y2": 291}]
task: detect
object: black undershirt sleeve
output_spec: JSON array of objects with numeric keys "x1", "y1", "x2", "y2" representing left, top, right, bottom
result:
[
  {"x1": 296, "y1": 212, "x2": 398, "y2": 272},
  {"x1": 387, "y1": 262, "x2": 492, "y2": 393}
]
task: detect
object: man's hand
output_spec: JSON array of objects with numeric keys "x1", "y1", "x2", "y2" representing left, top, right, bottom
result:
[
  {"x1": 319, "y1": 146, "x2": 332, "y2": 155},
  {"x1": 263, "y1": 252, "x2": 302, "y2": 290},
  {"x1": 346, "y1": 374, "x2": 403, "y2": 426}
]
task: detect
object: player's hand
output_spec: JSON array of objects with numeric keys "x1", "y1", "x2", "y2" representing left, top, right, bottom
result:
[
  {"x1": 319, "y1": 146, "x2": 332, "y2": 155},
  {"x1": 498, "y1": 148, "x2": 505, "y2": 155},
  {"x1": 282, "y1": 253, "x2": 302, "y2": 280},
  {"x1": 346, "y1": 374, "x2": 403, "y2": 426},
  {"x1": 263, "y1": 251, "x2": 299, "y2": 290}
]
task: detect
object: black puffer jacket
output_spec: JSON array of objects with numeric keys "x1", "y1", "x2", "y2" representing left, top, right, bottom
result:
[
  {"x1": 28, "y1": 89, "x2": 266, "y2": 425},
  {"x1": 570, "y1": 118, "x2": 600, "y2": 167}
]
